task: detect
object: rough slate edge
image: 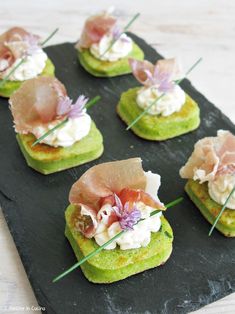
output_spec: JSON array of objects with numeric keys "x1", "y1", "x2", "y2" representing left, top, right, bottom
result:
[{"x1": 0, "y1": 32, "x2": 234, "y2": 314}]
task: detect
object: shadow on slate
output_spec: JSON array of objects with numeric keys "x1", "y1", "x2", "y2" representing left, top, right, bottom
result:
[{"x1": 0, "y1": 33, "x2": 235, "y2": 314}]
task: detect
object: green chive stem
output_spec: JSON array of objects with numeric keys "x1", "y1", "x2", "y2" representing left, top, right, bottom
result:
[
  {"x1": 85, "y1": 95, "x2": 101, "y2": 109},
  {"x1": 165, "y1": 196, "x2": 184, "y2": 209},
  {"x1": 53, "y1": 230, "x2": 124, "y2": 283},
  {"x1": 0, "y1": 59, "x2": 26, "y2": 87},
  {"x1": 40, "y1": 28, "x2": 59, "y2": 46},
  {"x1": 123, "y1": 12, "x2": 140, "y2": 32},
  {"x1": 208, "y1": 185, "x2": 235, "y2": 236},
  {"x1": 32, "y1": 118, "x2": 68, "y2": 147}
]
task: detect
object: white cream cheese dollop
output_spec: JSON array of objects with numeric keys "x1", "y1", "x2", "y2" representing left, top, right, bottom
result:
[
  {"x1": 94, "y1": 171, "x2": 163, "y2": 250},
  {"x1": 32, "y1": 113, "x2": 91, "y2": 148},
  {"x1": 208, "y1": 174, "x2": 235, "y2": 209},
  {"x1": 136, "y1": 85, "x2": 186, "y2": 116},
  {"x1": 90, "y1": 33, "x2": 133, "y2": 62},
  {"x1": 3, "y1": 49, "x2": 47, "y2": 81}
]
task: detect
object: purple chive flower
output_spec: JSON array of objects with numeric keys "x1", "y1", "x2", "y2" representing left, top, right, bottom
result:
[
  {"x1": 113, "y1": 194, "x2": 141, "y2": 231},
  {"x1": 119, "y1": 204, "x2": 141, "y2": 230},
  {"x1": 112, "y1": 25, "x2": 130, "y2": 43},
  {"x1": 144, "y1": 65, "x2": 174, "y2": 93},
  {"x1": 56, "y1": 95, "x2": 89, "y2": 119},
  {"x1": 112, "y1": 25, "x2": 122, "y2": 40},
  {"x1": 57, "y1": 96, "x2": 73, "y2": 115},
  {"x1": 23, "y1": 34, "x2": 40, "y2": 56},
  {"x1": 121, "y1": 36, "x2": 131, "y2": 43},
  {"x1": 69, "y1": 95, "x2": 89, "y2": 118}
]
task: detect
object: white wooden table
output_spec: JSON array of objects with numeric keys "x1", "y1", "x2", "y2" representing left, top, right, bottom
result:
[{"x1": 0, "y1": 1, "x2": 235, "y2": 313}]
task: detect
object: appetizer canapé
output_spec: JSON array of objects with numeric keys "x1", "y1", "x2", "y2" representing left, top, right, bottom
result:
[
  {"x1": 0, "y1": 27, "x2": 54, "y2": 97},
  {"x1": 180, "y1": 130, "x2": 235, "y2": 236},
  {"x1": 117, "y1": 58, "x2": 200, "y2": 140},
  {"x1": 75, "y1": 9, "x2": 144, "y2": 77},
  {"x1": 9, "y1": 76, "x2": 103, "y2": 174},
  {"x1": 65, "y1": 158, "x2": 173, "y2": 283}
]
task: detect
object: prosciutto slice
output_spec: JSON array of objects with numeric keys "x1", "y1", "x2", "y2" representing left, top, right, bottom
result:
[
  {"x1": 180, "y1": 130, "x2": 235, "y2": 183},
  {"x1": 69, "y1": 158, "x2": 147, "y2": 210},
  {"x1": 0, "y1": 27, "x2": 40, "y2": 78},
  {"x1": 71, "y1": 204, "x2": 98, "y2": 238},
  {"x1": 117, "y1": 188, "x2": 164, "y2": 210},
  {"x1": 69, "y1": 158, "x2": 165, "y2": 238},
  {"x1": 0, "y1": 43, "x2": 14, "y2": 72},
  {"x1": 129, "y1": 58, "x2": 182, "y2": 88},
  {"x1": 76, "y1": 13, "x2": 117, "y2": 49},
  {"x1": 0, "y1": 27, "x2": 35, "y2": 43},
  {"x1": 128, "y1": 59, "x2": 154, "y2": 86},
  {"x1": 10, "y1": 77, "x2": 67, "y2": 134}
]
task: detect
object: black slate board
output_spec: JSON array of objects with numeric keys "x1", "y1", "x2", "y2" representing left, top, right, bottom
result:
[{"x1": 0, "y1": 33, "x2": 235, "y2": 314}]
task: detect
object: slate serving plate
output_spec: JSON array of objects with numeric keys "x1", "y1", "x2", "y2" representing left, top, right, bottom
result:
[{"x1": 0, "y1": 33, "x2": 235, "y2": 314}]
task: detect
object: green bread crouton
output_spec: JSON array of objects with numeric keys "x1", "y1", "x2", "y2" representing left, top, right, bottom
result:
[
  {"x1": 65, "y1": 204, "x2": 173, "y2": 283},
  {"x1": 185, "y1": 179, "x2": 235, "y2": 237},
  {"x1": 16, "y1": 121, "x2": 104, "y2": 175},
  {"x1": 78, "y1": 42, "x2": 144, "y2": 77},
  {"x1": 117, "y1": 87, "x2": 200, "y2": 141}
]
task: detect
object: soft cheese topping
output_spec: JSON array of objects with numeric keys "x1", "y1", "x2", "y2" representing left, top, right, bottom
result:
[
  {"x1": 129, "y1": 58, "x2": 185, "y2": 116},
  {"x1": 93, "y1": 171, "x2": 163, "y2": 250},
  {"x1": 90, "y1": 33, "x2": 133, "y2": 62},
  {"x1": 4, "y1": 48, "x2": 47, "y2": 81},
  {"x1": 94, "y1": 202, "x2": 162, "y2": 250},
  {"x1": 32, "y1": 113, "x2": 91, "y2": 147},
  {"x1": 136, "y1": 85, "x2": 186, "y2": 116},
  {"x1": 208, "y1": 173, "x2": 235, "y2": 209}
]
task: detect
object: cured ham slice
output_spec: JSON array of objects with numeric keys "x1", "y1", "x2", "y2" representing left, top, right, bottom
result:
[
  {"x1": 10, "y1": 77, "x2": 67, "y2": 134},
  {"x1": 180, "y1": 130, "x2": 235, "y2": 183},
  {"x1": 217, "y1": 132, "x2": 235, "y2": 164},
  {"x1": 0, "y1": 27, "x2": 26, "y2": 44},
  {"x1": 156, "y1": 58, "x2": 182, "y2": 81},
  {"x1": 71, "y1": 204, "x2": 98, "y2": 238},
  {"x1": 76, "y1": 13, "x2": 117, "y2": 49},
  {"x1": 129, "y1": 58, "x2": 182, "y2": 88},
  {"x1": 69, "y1": 158, "x2": 165, "y2": 238},
  {"x1": 0, "y1": 27, "x2": 40, "y2": 78},
  {"x1": 0, "y1": 42, "x2": 24, "y2": 79},
  {"x1": 97, "y1": 204, "x2": 119, "y2": 227},
  {"x1": 0, "y1": 27, "x2": 35, "y2": 43},
  {"x1": 69, "y1": 158, "x2": 147, "y2": 210},
  {"x1": 99, "y1": 188, "x2": 164, "y2": 216},
  {"x1": 0, "y1": 43, "x2": 14, "y2": 72},
  {"x1": 180, "y1": 137, "x2": 219, "y2": 183},
  {"x1": 117, "y1": 188, "x2": 164, "y2": 210},
  {"x1": 217, "y1": 164, "x2": 235, "y2": 176},
  {"x1": 128, "y1": 59, "x2": 154, "y2": 86}
]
